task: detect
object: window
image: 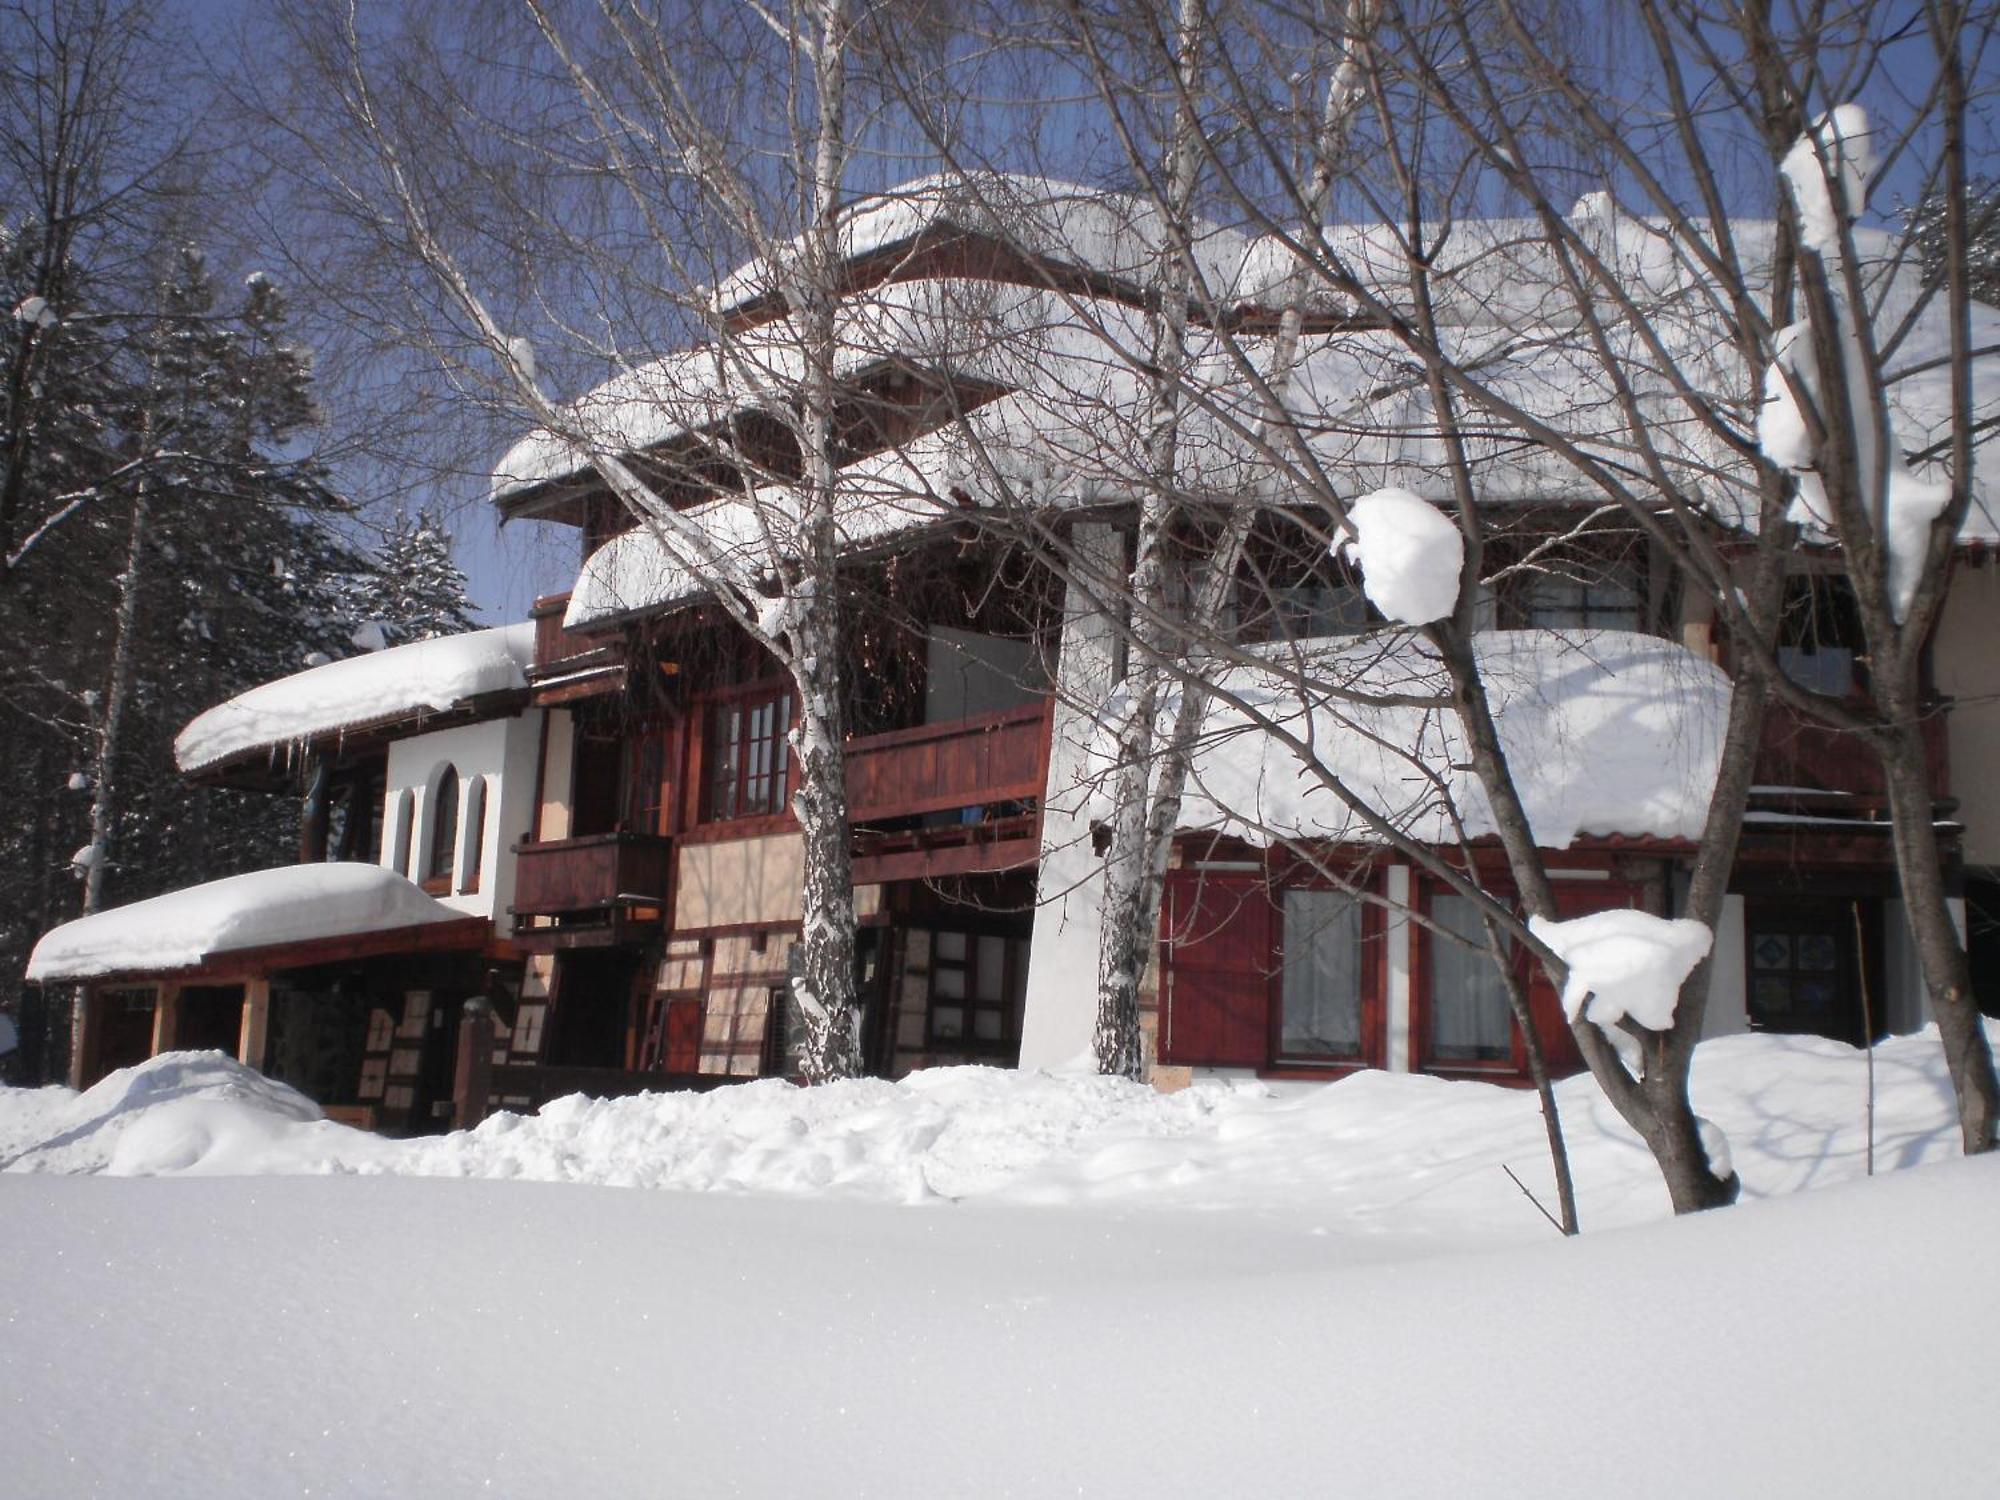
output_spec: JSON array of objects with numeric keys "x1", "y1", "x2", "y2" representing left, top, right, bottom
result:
[
  {"x1": 1278, "y1": 888, "x2": 1365, "y2": 1061},
  {"x1": 424, "y1": 767, "x2": 460, "y2": 891},
  {"x1": 1527, "y1": 558, "x2": 1644, "y2": 631},
  {"x1": 1776, "y1": 573, "x2": 1864, "y2": 697},
  {"x1": 459, "y1": 775, "x2": 487, "y2": 895},
  {"x1": 927, "y1": 929, "x2": 1029, "y2": 1050},
  {"x1": 626, "y1": 725, "x2": 673, "y2": 835},
  {"x1": 704, "y1": 688, "x2": 793, "y2": 821},
  {"x1": 1425, "y1": 893, "x2": 1515, "y2": 1064}
]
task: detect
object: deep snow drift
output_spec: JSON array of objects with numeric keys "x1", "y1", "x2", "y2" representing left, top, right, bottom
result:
[
  {"x1": 1, "y1": 1026, "x2": 1979, "y2": 1248},
  {"x1": 2, "y1": 1030, "x2": 1995, "y2": 1499}
]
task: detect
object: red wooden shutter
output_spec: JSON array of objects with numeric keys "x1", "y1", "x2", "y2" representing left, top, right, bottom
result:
[
  {"x1": 664, "y1": 999, "x2": 704, "y2": 1074},
  {"x1": 1159, "y1": 870, "x2": 1274, "y2": 1068}
]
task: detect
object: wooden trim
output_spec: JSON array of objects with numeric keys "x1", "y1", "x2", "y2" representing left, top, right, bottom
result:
[{"x1": 851, "y1": 835, "x2": 1039, "y2": 886}]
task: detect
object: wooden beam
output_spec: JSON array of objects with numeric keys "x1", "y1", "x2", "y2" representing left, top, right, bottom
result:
[
  {"x1": 151, "y1": 983, "x2": 181, "y2": 1056},
  {"x1": 238, "y1": 979, "x2": 271, "y2": 1069},
  {"x1": 852, "y1": 836, "x2": 1038, "y2": 886}
]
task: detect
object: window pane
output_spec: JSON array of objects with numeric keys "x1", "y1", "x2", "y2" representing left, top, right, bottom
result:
[
  {"x1": 1280, "y1": 889, "x2": 1362, "y2": 1058},
  {"x1": 977, "y1": 936, "x2": 1007, "y2": 1000},
  {"x1": 933, "y1": 1005, "x2": 965, "y2": 1039},
  {"x1": 972, "y1": 1009, "x2": 1003, "y2": 1041},
  {"x1": 935, "y1": 931, "x2": 968, "y2": 961},
  {"x1": 1428, "y1": 894, "x2": 1514, "y2": 1063},
  {"x1": 933, "y1": 967, "x2": 966, "y2": 1000}
]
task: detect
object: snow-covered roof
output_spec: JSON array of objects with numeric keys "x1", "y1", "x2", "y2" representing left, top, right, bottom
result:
[
  {"x1": 25, "y1": 864, "x2": 471, "y2": 982},
  {"x1": 174, "y1": 624, "x2": 534, "y2": 775},
  {"x1": 508, "y1": 182, "x2": 2000, "y2": 617},
  {"x1": 709, "y1": 172, "x2": 1254, "y2": 319},
  {"x1": 1132, "y1": 628, "x2": 1731, "y2": 849}
]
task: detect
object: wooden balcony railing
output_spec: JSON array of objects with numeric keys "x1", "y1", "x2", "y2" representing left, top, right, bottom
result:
[
  {"x1": 845, "y1": 702, "x2": 1050, "y2": 823},
  {"x1": 1753, "y1": 698, "x2": 1950, "y2": 809},
  {"x1": 511, "y1": 831, "x2": 672, "y2": 918},
  {"x1": 529, "y1": 591, "x2": 619, "y2": 680}
]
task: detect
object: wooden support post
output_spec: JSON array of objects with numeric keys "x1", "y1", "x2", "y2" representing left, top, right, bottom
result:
[
  {"x1": 151, "y1": 983, "x2": 181, "y2": 1057},
  {"x1": 67, "y1": 983, "x2": 95, "y2": 1089},
  {"x1": 453, "y1": 997, "x2": 495, "y2": 1131},
  {"x1": 238, "y1": 979, "x2": 272, "y2": 1071}
]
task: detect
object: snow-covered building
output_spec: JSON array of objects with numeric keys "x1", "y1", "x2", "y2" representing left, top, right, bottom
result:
[
  {"x1": 29, "y1": 625, "x2": 545, "y2": 1131},
  {"x1": 29, "y1": 174, "x2": 2000, "y2": 1123},
  {"x1": 483, "y1": 174, "x2": 2000, "y2": 1095}
]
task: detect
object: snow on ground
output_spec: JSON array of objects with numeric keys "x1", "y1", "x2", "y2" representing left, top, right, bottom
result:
[
  {"x1": 1, "y1": 1026, "x2": 1979, "y2": 1239},
  {"x1": 2, "y1": 1027, "x2": 1992, "y2": 1497}
]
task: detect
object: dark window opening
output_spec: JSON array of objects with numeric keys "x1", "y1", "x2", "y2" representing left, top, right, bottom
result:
[
  {"x1": 1776, "y1": 572, "x2": 1866, "y2": 697},
  {"x1": 424, "y1": 768, "x2": 460, "y2": 891},
  {"x1": 925, "y1": 929, "x2": 1029, "y2": 1053},
  {"x1": 1526, "y1": 555, "x2": 1645, "y2": 632}
]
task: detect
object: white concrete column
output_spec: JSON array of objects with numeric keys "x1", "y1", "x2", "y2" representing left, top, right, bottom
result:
[
  {"x1": 1384, "y1": 864, "x2": 1412, "y2": 1071},
  {"x1": 1701, "y1": 894, "x2": 1749, "y2": 1038},
  {"x1": 1019, "y1": 522, "x2": 1122, "y2": 1071}
]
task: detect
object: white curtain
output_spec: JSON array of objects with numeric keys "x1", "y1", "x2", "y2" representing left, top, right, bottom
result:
[
  {"x1": 1280, "y1": 889, "x2": 1362, "y2": 1057},
  {"x1": 1429, "y1": 894, "x2": 1513, "y2": 1062}
]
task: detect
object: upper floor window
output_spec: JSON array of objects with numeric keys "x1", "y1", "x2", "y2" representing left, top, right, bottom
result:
[
  {"x1": 1526, "y1": 557, "x2": 1644, "y2": 632},
  {"x1": 424, "y1": 766, "x2": 460, "y2": 891},
  {"x1": 1776, "y1": 572, "x2": 1864, "y2": 697},
  {"x1": 704, "y1": 687, "x2": 793, "y2": 821}
]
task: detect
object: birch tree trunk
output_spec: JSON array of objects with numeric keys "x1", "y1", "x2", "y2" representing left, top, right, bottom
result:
[
  {"x1": 1090, "y1": 0, "x2": 1206, "y2": 1079},
  {"x1": 785, "y1": 0, "x2": 863, "y2": 1082}
]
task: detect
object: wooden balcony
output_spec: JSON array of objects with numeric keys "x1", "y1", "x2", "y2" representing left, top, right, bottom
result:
[
  {"x1": 528, "y1": 592, "x2": 625, "y2": 704},
  {"x1": 845, "y1": 702, "x2": 1051, "y2": 824},
  {"x1": 1753, "y1": 699, "x2": 1950, "y2": 812},
  {"x1": 511, "y1": 832, "x2": 672, "y2": 920}
]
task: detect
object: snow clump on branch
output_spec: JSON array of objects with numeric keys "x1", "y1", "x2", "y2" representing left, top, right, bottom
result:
[
  {"x1": 1527, "y1": 907, "x2": 1713, "y2": 1037},
  {"x1": 1780, "y1": 104, "x2": 1874, "y2": 257},
  {"x1": 1761, "y1": 103, "x2": 1954, "y2": 620},
  {"x1": 1339, "y1": 487, "x2": 1463, "y2": 626}
]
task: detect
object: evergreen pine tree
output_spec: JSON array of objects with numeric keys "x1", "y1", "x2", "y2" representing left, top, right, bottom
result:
[{"x1": 359, "y1": 506, "x2": 478, "y2": 644}]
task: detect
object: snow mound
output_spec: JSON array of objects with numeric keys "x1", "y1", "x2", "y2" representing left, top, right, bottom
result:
[
  {"x1": 0, "y1": 1051, "x2": 360, "y2": 1175},
  {"x1": 5, "y1": 1025, "x2": 1990, "y2": 1243},
  {"x1": 1341, "y1": 487, "x2": 1463, "y2": 625},
  {"x1": 174, "y1": 622, "x2": 532, "y2": 774},
  {"x1": 26, "y1": 863, "x2": 468, "y2": 981}
]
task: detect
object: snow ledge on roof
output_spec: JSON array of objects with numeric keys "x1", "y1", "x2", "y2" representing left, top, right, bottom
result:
[
  {"x1": 26, "y1": 863, "x2": 470, "y2": 983},
  {"x1": 174, "y1": 624, "x2": 535, "y2": 775}
]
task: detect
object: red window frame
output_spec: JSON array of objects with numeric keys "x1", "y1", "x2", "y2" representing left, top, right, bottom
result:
[
  {"x1": 701, "y1": 682, "x2": 794, "y2": 823},
  {"x1": 1268, "y1": 869, "x2": 1385, "y2": 1072},
  {"x1": 1411, "y1": 870, "x2": 1638, "y2": 1079}
]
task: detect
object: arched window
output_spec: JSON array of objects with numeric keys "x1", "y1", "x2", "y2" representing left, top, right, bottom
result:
[
  {"x1": 459, "y1": 775, "x2": 487, "y2": 895},
  {"x1": 424, "y1": 766, "x2": 460, "y2": 890}
]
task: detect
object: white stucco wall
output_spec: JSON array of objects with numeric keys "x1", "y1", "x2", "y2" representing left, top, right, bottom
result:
[
  {"x1": 1700, "y1": 895, "x2": 1749, "y2": 1038},
  {"x1": 1019, "y1": 523, "x2": 1121, "y2": 1072},
  {"x1": 380, "y1": 711, "x2": 544, "y2": 935}
]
